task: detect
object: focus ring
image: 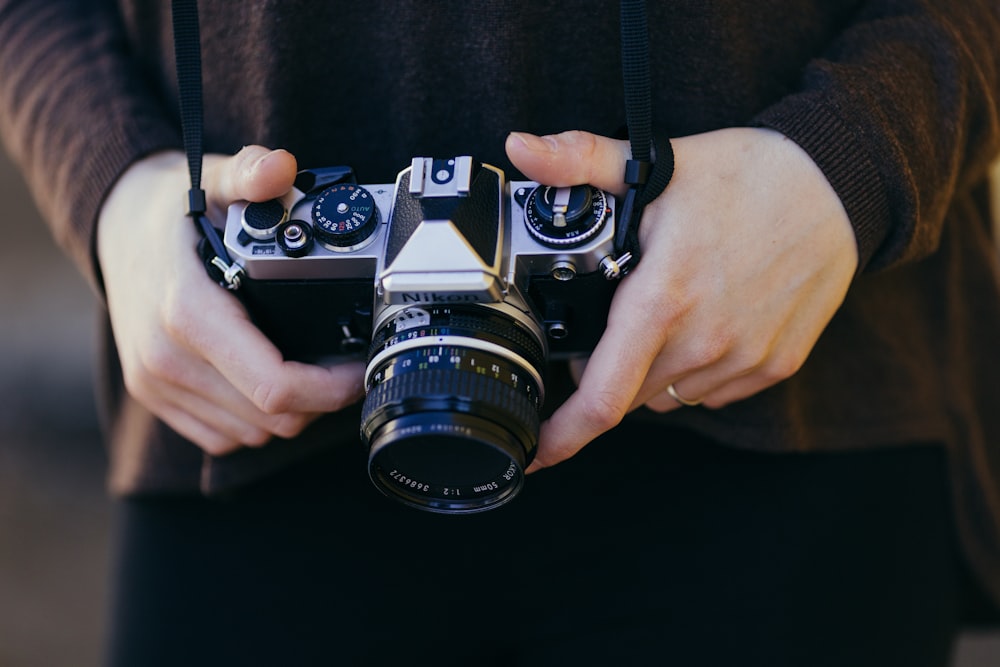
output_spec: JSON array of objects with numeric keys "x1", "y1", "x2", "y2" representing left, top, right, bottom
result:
[{"x1": 446, "y1": 314, "x2": 544, "y2": 368}]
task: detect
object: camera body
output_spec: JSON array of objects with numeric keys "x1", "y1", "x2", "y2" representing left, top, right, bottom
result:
[{"x1": 223, "y1": 156, "x2": 621, "y2": 513}]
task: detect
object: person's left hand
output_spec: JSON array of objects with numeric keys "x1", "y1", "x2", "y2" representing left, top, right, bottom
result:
[{"x1": 505, "y1": 128, "x2": 859, "y2": 471}]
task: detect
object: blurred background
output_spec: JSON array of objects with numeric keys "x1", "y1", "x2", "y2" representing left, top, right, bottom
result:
[
  {"x1": 1, "y1": 149, "x2": 110, "y2": 666},
  {"x1": 1, "y1": 146, "x2": 1000, "y2": 667}
]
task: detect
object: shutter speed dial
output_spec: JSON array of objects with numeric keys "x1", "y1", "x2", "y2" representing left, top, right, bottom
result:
[
  {"x1": 312, "y1": 183, "x2": 380, "y2": 251},
  {"x1": 523, "y1": 185, "x2": 609, "y2": 247}
]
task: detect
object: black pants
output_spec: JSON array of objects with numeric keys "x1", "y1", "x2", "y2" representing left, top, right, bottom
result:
[{"x1": 106, "y1": 423, "x2": 987, "y2": 666}]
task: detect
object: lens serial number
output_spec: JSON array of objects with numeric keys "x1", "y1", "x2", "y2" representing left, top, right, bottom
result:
[{"x1": 388, "y1": 469, "x2": 430, "y2": 493}]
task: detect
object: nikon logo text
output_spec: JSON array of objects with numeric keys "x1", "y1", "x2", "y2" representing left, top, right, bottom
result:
[{"x1": 400, "y1": 292, "x2": 484, "y2": 303}]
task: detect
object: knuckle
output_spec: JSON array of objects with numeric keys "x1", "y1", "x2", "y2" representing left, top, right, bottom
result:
[
  {"x1": 686, "y1": 332, "x2": 731, "y2": 369},
  {"x1": 118, "y1": 351, "x2": 149, "y2": 395},
  {"x1": 726, "y1": 331, "x2": 784, "y2": 376},
  {"x1": 229, "y1": 145, "x2": 270, "y2": 195},
  {"x1": 564, "y1": 129, "x2": 596, "y2": 153},
  {"x1": 578, "y1": 389, "x2": 627, "y2": 434},
  {"x1": 138, "y1": 339, "x2": 184, "y2": 386},
  {"x1": 552, "y1": 130, "x2": 600, "y2": 184},
  {"x1": 234, "y1": 144, "x2": 267, "y2": 171},
  {"x1": 160, "y1": 295, "x2": 198, "y2": 348},
  {"x1": 121, "y1": 369, "x2": 154, "y2": 405},
  {"x1": 252, "y1": 380, "x2": 294, "y2": 414},
  {"x1": 729, "y1": 345, "x2": 768, "y2": 376},
  {"x1": 761, "y1": 351, "x2": 804, "y2": 384}
]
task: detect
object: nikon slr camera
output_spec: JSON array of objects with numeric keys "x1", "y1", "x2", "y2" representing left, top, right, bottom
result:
[{"x1": 223, "y1": 156, "x2": 622, "y2": 513}]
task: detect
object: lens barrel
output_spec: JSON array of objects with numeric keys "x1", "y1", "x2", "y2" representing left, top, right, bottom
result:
[{"x1": 361, "y1": 305, "x2": 545, "y2": 513}]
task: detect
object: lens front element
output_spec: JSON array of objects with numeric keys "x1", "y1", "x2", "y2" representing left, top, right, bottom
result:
[{"x1": 361, "y1": 305, "x2": 545, "y2": 513}]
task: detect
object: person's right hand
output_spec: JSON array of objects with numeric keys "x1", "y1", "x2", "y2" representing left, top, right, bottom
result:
[{"x1": 97, "y1": 146, "x2": 365, "y2": 456}]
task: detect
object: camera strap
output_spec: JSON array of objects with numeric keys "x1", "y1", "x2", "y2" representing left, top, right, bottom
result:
[
  {"x1": 170, "y1": 0, "x2": 669, "y2": 286},
  {"x1": 612, "y1": 0, "x2": 674, "y2": 278},
  {"x1": 171, "y1": 0, "x2": 245, "y2": 290}
]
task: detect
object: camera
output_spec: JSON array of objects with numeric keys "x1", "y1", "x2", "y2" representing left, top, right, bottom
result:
[{"x1": 223, "y1": 156, "x2": 621, "y2": 513}]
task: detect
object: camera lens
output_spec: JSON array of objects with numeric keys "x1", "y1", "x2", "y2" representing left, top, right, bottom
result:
[{"x1": 361, "y1": 304, "x2": 545, "y2": 513}]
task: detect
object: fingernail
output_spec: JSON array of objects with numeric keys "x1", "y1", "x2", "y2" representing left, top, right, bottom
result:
[
  {"x1": 510, "y1": 131, "x2": 558, "y2": 154},
  {"x1": 250, "y1": 149, "x2": 276, "y2": 174}
]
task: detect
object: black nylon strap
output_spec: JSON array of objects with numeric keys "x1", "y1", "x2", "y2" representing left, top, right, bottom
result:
[
  {"x1": 621, "y1": 0, "x2": 653, "y2": 166},
  {"x1": 172, "y1": 0, "x2": 242, "y2": 289},
  {"x1": 616, "y1": 0, "x2": 673, "y2": 276},
  {"x1": 172, "y1": 0, "x2": 202, "y2": 194}
]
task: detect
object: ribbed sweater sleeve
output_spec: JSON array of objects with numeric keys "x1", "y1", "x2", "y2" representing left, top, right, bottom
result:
[
  {"x1": 0, "y1": 0, "x2": 181, "y2": 292},
  {"x1": 752, "y1": 1, "x2": 1000, "y2": 272}
]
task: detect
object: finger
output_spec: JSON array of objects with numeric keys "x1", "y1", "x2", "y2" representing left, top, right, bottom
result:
[
  {"x1": 158, "y1": 387, "x2": 273, "y2": 448},
  {"x1": 143, "y1": 347, "x2": 320, "y2": 443},
  {"x1": 628, "y1": 346, "x2": 719, "y2": 413},
  {"x1": 189, "y1": 315, "x2": 366, "y2": 415},
  {"x1": 636, "y1": 326, "x2": 808, "y2": 413},
  {"x1": 133, "y1": 308, "x2": 339, "y2": 450},
  {"x1": 644, "y1": 372, "x2": 770, "y2": 413},
  {"x1": 204, "y1": 145, "x2": 298, "y2": 207},
  {"x1": 643, "y1": 380, "x2": 702, "y2": 412},
  {"x1": 165, "y1": 386, "x2": 323, "y2": 446},
  {"x1": 506, "y1": 131, "x2": 632, "y2": 197},
  {"x1": 528, "y1": 280, "x2": 668, "y2": 470},
  {"x1": 699, "y1": 373, "x2": 781, "y2": 408},
  {"x1": 167, "y1": 146, "x2": 366, "y2": 418},
  {"x1": 629, "y1": 349, "x2": 746, "y2": 413},
  {"x1": 151, "y1": 402, "x2": 245, "y2": 457},
  {"x1": 160, "y1": 262, "x2": 366, "y2": 416}
]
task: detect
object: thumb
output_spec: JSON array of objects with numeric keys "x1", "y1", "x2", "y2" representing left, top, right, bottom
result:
[
  {"x1": 505, "y1": 130, "x2": 631, "y2": 196},
  {"x1": 205, "y1": 145, "x2": 298, "y2": 207}
]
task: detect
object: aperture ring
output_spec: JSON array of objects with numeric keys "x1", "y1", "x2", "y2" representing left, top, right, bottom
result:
[
  {"x1": 368, "y1": 305, "x2": 546, "y2": 372},
  {"x1": 361, "y1": 367, "x2": 541, "y2": 450},
  {"x1": 364, "y1": 335, "x2": 545, "y2": 398}
]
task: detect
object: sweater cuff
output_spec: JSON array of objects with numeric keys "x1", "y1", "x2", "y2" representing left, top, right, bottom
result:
[{"x1": 57, "y1": 112, "x2": 181, "y2": 296}]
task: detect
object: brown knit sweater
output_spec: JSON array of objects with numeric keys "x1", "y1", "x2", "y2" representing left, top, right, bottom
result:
[{"x1": 2, "y1": 0, "x2": 1000, "y2": 599}]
